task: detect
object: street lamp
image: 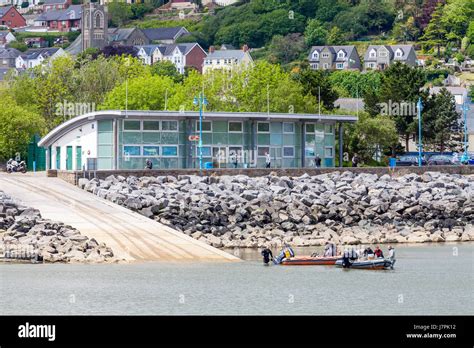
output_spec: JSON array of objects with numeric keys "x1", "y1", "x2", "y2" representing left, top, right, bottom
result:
[
  {"x1": 462, "y1": 101, "x2": 471, "y2": 164},
  {"x1": 193, "y1": 92, "x2": 208, "y2": 172},
  {"x1": 417, "y1": 97, "x2": 423, "y2": 167}
]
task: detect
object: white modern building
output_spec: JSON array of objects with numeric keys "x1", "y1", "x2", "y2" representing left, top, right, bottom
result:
[
  {"x1": 15, "y1": 47, "x2": 65, "y2": 69},
  {"x1": 202, "y1": 47, "x2": 253, "y2": 74}
]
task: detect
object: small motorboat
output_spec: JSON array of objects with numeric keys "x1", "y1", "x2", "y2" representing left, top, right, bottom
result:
[
  {"x1": 335, "y1": 258, "x2": 393, "y2": 270},
  {"x1": 280, "y1": 256, "x2": 341, "y2": 266}
]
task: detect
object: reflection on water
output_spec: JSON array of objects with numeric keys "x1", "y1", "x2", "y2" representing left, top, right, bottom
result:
[{"x1": 0, "y1": 243, "x2": 473, "y2": 315}]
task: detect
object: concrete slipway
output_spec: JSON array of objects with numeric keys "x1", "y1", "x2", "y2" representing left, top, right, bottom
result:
[{"x1": 0, "y1": 173, "x2": 239, "y2": 262}]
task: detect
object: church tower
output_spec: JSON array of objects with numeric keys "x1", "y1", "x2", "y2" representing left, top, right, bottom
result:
[{"x1": 81, "y1": 1, "x2": 108, "y2": 52}]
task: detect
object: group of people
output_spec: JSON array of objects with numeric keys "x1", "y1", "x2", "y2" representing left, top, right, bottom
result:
[{"x1": 261, "y1": 243, "x2": 396, "y2": 269}]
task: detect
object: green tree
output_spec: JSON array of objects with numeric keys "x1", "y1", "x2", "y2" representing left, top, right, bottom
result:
[
  {"x1": 378, "y1": 62, "x2": 426, "y2": 150},
  {"x1": 108, "y1": 0, "x2": 133, "y2": 27},
  {"x1": 441, "y1": 0, "x2": 474, "y2": 45},
  {"x1": 293, "y1": 68, "x2": 339, "y2": 110},
  {"x1": 100, "y1": 75, "x2": 176, "y2": 111},
  {"x1": 304, "y1": 19, "x2": 328, "y2": 46},
  {"x1": 150, "y1": 60, "x2": 183, "y2": 83},
  {"x1": 348, "y1": 112, "x2": 398, "y2": 163},
  {"x1": 327, "y1": 26, "x2": 345, "y2": 45},
  {"x1": 0, "y1": 94, "x2": 45, "y2": 161},
  {"x1": 420, "y1": 2, "x2": 447, "y2": 57},
  {"x1": 267, "y1": 33, "x2": 306, "y2": 65},
  {"x1": 423, "y1": 88, "x2": 462, "y2": 151}
]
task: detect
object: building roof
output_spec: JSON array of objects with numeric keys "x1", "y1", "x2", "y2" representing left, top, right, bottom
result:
[
  {"x1": 35, "y1": 5, "x2": 82, "y2": 22},
  {"x1": 0, "y1": 30, "x2": 12, "y2": 39},
  {"x1": 430, "y1": 86, "x2": 468, "y2": 97},
  {"x1": 0, "y1": 6, "x2": 13, "y2": 17},
  {"x1": 108, "y1": 28, "x2": 137, "y2": 42},
  {"x1": 20, "y1": 47, "x2": 60, "y2": 60},
  {"x1": 206, "y1": 49, "x2": 248, "y2": 61},
  {"x1": 137, "y1": 42, "x2": 203, "y2": 57},
  {"x1": 308, "y1": 45, "x2": 357, "y2": 62},
  {"x1": 38, "y1": 110, "x2": 357, "y2": 148},
  {"x1": 141, "y1": 27, "x2": 188, "y2": 41},
  {"x1": 364, "y1": 45, "x2": 414, "y2": 61},
  {"x1": 0, "y1": 47, "x2": 21, "y2": 59},
  {"x1": 42, "y1": 0, "x2": 69, "y2": 4}
]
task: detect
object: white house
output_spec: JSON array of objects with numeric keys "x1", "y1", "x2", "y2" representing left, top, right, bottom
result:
[
  {"x1": 0, "y1": 30, "x2": 15, "y2": 48},
  {"x1": 136, "y1": 42, "x2": 207, "y2": 74},
  {"x1": 15, "y1": 47, "x2": 65, "y2": 69},
  {"x1": 202, "y1": 46, "x2": 253, "y2": 74}
]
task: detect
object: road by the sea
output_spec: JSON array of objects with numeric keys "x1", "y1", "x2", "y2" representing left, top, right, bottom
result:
[{"x1": 1, "y1": 243, "x2": 473, "y2": 315}]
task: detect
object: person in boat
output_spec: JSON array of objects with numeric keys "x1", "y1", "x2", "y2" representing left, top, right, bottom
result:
[
  {"x1": 261, "y1": 246, "x2": 273, "y2": 265},
  {"x1": 374, "y1": 246, "x2": 384, "y2": 258},
  {"x1": 363, "y1": 246, "x2": 374, "y2": 258},
  {"x1": 323, "y1": 242, "x2": 336, "y2": 257},
  {"x1": 388, "y1": 245, "x2": 396, "y2": 269},
  {"x1": 342, "y1": 248, "x2": 351, "y2": 268}
]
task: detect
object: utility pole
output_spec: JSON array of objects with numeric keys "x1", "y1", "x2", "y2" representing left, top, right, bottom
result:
[{"x1": 417, "y1": 97, "x2": 423, "y2": 167}]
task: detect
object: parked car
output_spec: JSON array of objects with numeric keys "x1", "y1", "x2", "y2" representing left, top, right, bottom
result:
[
  {"x1": 427, "y1": 155, "x2": 454, "y2": 165},
  {"x1": 396, "y1": 155, "x2": 426, "y2": 166}
]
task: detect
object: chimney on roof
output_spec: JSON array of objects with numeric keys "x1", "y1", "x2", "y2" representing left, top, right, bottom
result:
[
  {"x1": 209, "y1": 45, "x2": 215, "y2": 54},
  {"x1": 242, "y1": 44, "x2": 249, "y2": 52}
]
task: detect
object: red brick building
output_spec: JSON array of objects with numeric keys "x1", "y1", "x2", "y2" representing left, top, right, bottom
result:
[
  {"x1": 42, "y1": 0, "x2": 72, "y2": 12},
  {"x1": 0, "y1": 6, "x2": 27, "y2": 29},
  {"x1": 33, "y1": 5, "x2": 81, "y2": 32}
]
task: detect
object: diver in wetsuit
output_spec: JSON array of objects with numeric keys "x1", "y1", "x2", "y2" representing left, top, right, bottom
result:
[{"x1": 261, "y1": 247, "x2": 273, "y2": 265}]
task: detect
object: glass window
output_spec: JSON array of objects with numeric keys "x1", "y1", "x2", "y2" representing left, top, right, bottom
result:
[
  {"x1": 257, "y1": 122, "x2": 270, "y2": 133},
  {"x1": 143, "y1": 146, "x2": 160, "y2": 157},
  {"x1": 305, "y1": 147, "x2": 315, "y2": 157},
  {"x1": 196, "y1": 146, "x2": 212, "y2": 157},
  {"x1": 124, "y1": 120, "x2": 140, "y2": 131},
  {"x1": 229, "y1": 122, "x2": 242, "y2": 132},
  {"x1": 325, "y1": 124, "x2": 334, "y2": 134},
  {"x1": 283, "y1": 122, "x2": 294, "y2": 133},
  {"x1": 143, "y1": 121, "x2": 160, "y2": 131},
  {"x1": 196, "y1": 121, "x2": 212, "y2": 132},
  {"x1": 162, "y1": 120, "x2": 178, "y2": 131},
  {"x1": 305, "y1": 124, "x2": 315, "y2": 133},
  {"x1": 162, "y1": 146, "x2": 178, "y2": 157},
  {"x1": 283, "y1": 146, "x2": 294, "y2": 157},
  {"x1": 258, "y1": 147, "x2": 270, "y2": 157},
  {"x1": 325, "y1": 147, "x2": 333, "y2": 158},
  {"x1": 123, "y1": 145, "x2": 141, "y2": 156}
]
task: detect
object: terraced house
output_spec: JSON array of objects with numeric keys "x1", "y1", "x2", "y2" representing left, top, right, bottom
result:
[
  {"x1": 37, "y1": 110, "x2": 356, "y2": 171},
  {"x1": 364, "y1": 45, "x2": 416, "y2": 70},
  {"x1": 308, "y1": 45, "x2": 361, "y2": 71}
]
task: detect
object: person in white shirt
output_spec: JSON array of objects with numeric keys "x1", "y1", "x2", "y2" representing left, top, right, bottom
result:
[
  {"x1": 388, "y1": 245, "x2": 396, "y2": 269},
  {"x1": 265, "y1": 152, "x2": 271, "y2": 168}
]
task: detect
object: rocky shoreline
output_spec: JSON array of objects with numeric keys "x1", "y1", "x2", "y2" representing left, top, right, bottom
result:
[
  {"x1": 0, "y1": 190, "x2": 116, "y2": 263},
  {"x1": 78, "y1": 171, "x2": 474, "y2": 249}
]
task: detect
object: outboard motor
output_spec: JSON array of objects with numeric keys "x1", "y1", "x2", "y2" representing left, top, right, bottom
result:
[{"x1": 273, "y1": 247, "x2": 295, "y2": 264}]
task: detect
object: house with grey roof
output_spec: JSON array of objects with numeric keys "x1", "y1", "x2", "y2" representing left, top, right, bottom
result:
[
  {"x1": 0, "y1": 47, "x2": 21, "y2": 68},
  {"x1": 42, "y1": 0, "x2": 72, "y2": 12},
  {"x1": 364, "y1": 45, "x2": 416, "y2": 71},
  {"x1": 15, "y1": 47, "x2": 65, "y2": 69},
  {"x1": 308, "y1": 46, "x2": 361, "y2": 71},
  {"x1": 202, "y1": 46, "x2": 253, "y2": 74},
  {"x1": 141, "y1": 27, "x2": 189, "y2": 44},
  {"x1": 34, "y1": 4, "x2": 81, "y2": 32},
  {"x1": 0, "y1": 30, "x2": 15, "y2": 48},
  {"x1": 136, "y1": 42, "x2": 207, "y2": 73},
  {"x1": 108, "y1": 28, "x2": 149, "y2": 46}
]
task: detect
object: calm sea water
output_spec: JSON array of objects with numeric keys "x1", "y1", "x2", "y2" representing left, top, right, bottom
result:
[{"x1": 1, "y1": 243, "x2": 473, "y2": 315}]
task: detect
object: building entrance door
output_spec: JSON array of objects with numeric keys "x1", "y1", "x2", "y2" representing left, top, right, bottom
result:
[
  {"x1": 76, "y1": 146, "x2": 82, "y2": 171},
  {"x1": 212, "y1": 147, "x2": 227, "y2": 168},
  {"x1": 66, "y1": 146, "x2": 73, "y2": 170}
]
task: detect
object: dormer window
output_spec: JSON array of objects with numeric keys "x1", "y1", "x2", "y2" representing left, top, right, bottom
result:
[
  {"x1": 395, "y1": 49, "x2": 403, "y2": 58},
  {"x1": 312, "y1": 51, "x2": 319, "y2": 59},
  {"x1": 337, "y1": 50, "x2": 345, "y2": 59},
  {"x1": 369, "y1": 49, "x2": 376, "y2": 58}
]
